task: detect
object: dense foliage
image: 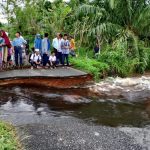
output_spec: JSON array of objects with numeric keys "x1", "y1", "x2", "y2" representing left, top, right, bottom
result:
[{"x1": 0, "y1": 0, "x2": 150, "y2": 79}]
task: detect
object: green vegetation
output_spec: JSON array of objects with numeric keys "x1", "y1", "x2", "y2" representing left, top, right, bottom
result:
[
  {"x1": 0, "y1": 0, "x2": 150, "y2": 79},
  {"x1": 71, "y1": 56, "x2": 109, "y2": 81},
  {"x1": 71, "y1": 45, "x2": 150, "y2": 80},
  {"x1": 0, "y1": 121, "x2": 21, "y2": 150}
]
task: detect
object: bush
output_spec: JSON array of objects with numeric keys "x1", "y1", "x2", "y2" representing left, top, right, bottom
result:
[
  {"x1": 136, "y1": 46, "x2": 150, "y2": 73},
  {"x1": 71, "y1": 45, "x2": 150, "y2": 80},
  {"x1": 99, "y1": 47, "x2": 139, "y2": 77},
  {"x1": 70, "y1": 57, "x2": 109, "y2": 81}
]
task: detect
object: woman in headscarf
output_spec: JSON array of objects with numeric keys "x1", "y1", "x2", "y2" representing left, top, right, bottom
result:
[
  {"x1": 34, "y1": 34, "x2": 42, "y2": 54},
  {"x1": 0, "y1": 30, "x2": 11, "y2": 68},
  {"x1": 0, "y1": 32, "x2": 5, "y2": 71}
]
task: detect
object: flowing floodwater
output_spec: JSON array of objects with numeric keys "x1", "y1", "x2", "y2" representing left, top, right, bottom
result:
[
  {"x1": 0, "y1": 84, "x2": 150, "y2": 150},
  {"x1": 0, "y1": 85, "x2": 150, "y2": 127}
]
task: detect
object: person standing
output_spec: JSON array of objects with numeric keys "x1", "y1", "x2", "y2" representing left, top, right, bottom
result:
[
  {"x1": 52, "y1": 33, "x2": 62, "y2": 64},
  {"x1": 34, "y1": 34, "x2": 42, "y2": 54},
  {"x1": 52, "y1": 33, "x2": 59, "y2": 53},
  {"x1": 0, "y1": 30, "x2": 11, "y2": 68},
  {"x1": 61, "y1": 34, "x2": 70, "y2": 68},
  {"x1": 94, "y1": 43, "x2": 100, "y2": 58},
  {"x1": 57, "y1": 33, "x2": 63, "y2": 65},
  {"x1": 42, "y1": 33, "x2": 51, "y2": 68},
  {"x1": 69, "y1": 36, "x2": 76, "y2": 57},
  {"x1": 0, "y1": 34, "x2": 4, "y2": 71},
  {"x1": 19, "y1": 33, "x2": 27, "y2": 65},
  {"x1": 7, "y1": 46, "x2": 14, "y2": 68},
  {"x1": 12, "y1": 32, "x2": 26, "y2": 68}
]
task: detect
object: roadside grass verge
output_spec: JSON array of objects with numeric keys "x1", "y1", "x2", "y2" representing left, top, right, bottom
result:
[
  {"x1": 71, "y1": 46, "x2": 150, "y2": 80},
  {"x1": 70, "y1": 56, "x2": 109, "y2": 81},
  {"x1": 0, "y1": 121, "x2": 22, "y2": 150}
]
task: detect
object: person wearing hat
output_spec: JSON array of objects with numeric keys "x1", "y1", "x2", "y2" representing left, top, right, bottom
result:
[{"x1": 30, "y1": 49, "x2": 42, "y2": 69}]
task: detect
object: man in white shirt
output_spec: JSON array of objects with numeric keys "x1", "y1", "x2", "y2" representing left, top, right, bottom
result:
[
  {"x1": 52, "y1": 33, "x2": 63, "y2": 65},
  {"x1": 49, "y1": 51, "x2": 57, "y2": 69},
  {"x1": 52, "y1": 33, "x2": 60, "y2": 51},
  {"x1": 30, "y1": 49, "x2": 42, "y2": 69}
]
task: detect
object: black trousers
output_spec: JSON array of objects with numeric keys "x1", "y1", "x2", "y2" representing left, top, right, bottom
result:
[
  {"x1": 14, "y1": 46, "x2": 22, "y2": 66},
  {"x1": 42, "y1": 53, "x2": 49, "y2": 66},
  {"x1": 30, "y1": 61, "x2": 40, "y2": 68},
  {"x1": 49, "y1": 61, "x2": 56, "y2": 68},
  {"x1": 54, "y1": 48, "x2": 62, "y2": 64},
  {"x1": 57, "y1": 52, "x2": 62, "y2": 64},
  {"x1": 62, "y1": 54, "x2": 69, "y2": 66}
]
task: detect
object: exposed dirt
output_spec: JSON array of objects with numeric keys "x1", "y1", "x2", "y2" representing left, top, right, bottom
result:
[{"x1": 0, "y1": 75, "x2": 93, "y2": 88}]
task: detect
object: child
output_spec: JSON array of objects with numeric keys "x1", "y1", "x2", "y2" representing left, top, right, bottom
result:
[
  {"x1": 69, "y1": 36, "x2": 76, "y2": 57},
  {"x1": 61, "y1": 34, "x2": 70, "y2": 68},
  {"x1": 0, "y1": 36, "x2": 4, "y2": 71},
  {"x1": 30, "y1": 49, "x2": 42, "y2": 69},
  {"x1": 7, "y1": 47, "x2": 14, "y2": 68},
  {"x1": 49, "y1": 51, "x2": 56, "y2": 69}
]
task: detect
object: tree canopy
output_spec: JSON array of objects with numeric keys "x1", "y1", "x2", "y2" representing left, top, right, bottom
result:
[{"x1": 2, "y1": 0, "x2": 149, "y2": 46}]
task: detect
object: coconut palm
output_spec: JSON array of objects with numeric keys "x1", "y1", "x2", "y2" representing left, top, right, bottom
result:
[{"x1": 76, "y1": 0, "x2": 150, "y2": 51}]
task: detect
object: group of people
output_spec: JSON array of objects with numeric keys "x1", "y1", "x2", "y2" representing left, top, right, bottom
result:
[
  {"x1": 0, "y1": 30, "x2": 76, "y2": 71},
  {"x1": 0, "y1": 29, "x2": 100, "y2": 72},
  {"x1": 0, "y1": 30, "x2": 27, "y2": 71},
  {"x1": 32, "y1": 33, "x2": 76, "y2": 69}
]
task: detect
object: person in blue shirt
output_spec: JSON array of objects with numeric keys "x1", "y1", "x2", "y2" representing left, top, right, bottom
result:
[
  {"x1": 34, "y1": 34, "x2": 42, "y2": 54},
  {"x1": 42, "y1": 33, "x2": 51, "y2": 68},
  {"x1": 12, "y1": 32, "x2": 26, "y2": 67}
]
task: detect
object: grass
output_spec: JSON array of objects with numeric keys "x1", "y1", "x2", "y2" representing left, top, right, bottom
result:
[
  {"x1": 70, "y1": 48, "x2": 109, "y2": 81},
  {"x1": 0, "y1": 121, "x2": 21, "y2": 150},
  {"x1": 70, "y1": 57, "x2": 109, "y2": 81},
  {"x1": 71, "y1": 46, "x2": 150, "y2": 80}
]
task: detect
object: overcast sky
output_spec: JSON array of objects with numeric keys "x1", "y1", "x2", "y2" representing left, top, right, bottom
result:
[{"x1": 0, "y1": 0, "x2": 71, "y2": 23}]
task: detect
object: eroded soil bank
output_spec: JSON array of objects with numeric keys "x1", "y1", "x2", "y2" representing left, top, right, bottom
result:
[{"x1": 0, "y1": 68, "x2": 93, "y2": 88}]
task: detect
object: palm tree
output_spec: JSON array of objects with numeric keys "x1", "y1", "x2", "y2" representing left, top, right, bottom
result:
[{"x1": 75, "y1": 0, "x2": 150, "y2": 52}]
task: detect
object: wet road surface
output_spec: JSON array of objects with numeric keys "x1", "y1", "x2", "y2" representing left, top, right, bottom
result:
[{"x1": 0, "y1": 86, "x2": 150, "y2": 150}]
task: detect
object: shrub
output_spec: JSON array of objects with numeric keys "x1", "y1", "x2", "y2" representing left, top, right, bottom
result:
[
  {"x1": 136, "y1": 46, "x2": 150, "y2": 73},
  {"x1": 70, "y1": 57, "x2": 109, "y2": 81},
  {"x1": 99, "y1": 47, "x2": 139, "y2": 77},
  {"x1": 71, "y1": 45, "x2": 150, "y2": 80}
]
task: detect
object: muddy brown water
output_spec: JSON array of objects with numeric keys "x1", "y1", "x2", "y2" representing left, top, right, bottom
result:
[{"x1": 0, "y1": 85, "x2": 150, "y2": 127}]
